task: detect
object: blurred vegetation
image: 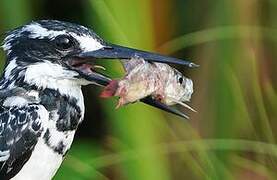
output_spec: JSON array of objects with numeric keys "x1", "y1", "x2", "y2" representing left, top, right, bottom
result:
[{"x1": 1, "y1": 0, "x2": 277, "y2": 179}]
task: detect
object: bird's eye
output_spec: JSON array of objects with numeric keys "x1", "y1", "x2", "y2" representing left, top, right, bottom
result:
[
  {"x1": 178, "y1": 77, "x2": 183, "y2": 84},
  {"x1": 54, "y1": 35, "x2": 74, "y2": 50}
]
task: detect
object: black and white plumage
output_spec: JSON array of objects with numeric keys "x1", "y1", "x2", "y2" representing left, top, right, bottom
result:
[
  {"x1": 0, "y1": 20, "x2": 196, "y2": 180},
  {"x1": 0, "y1": 20, "x2": 104, "y2": 179}
]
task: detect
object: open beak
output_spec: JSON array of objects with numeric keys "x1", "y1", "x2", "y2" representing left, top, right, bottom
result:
[{"x1": 72, "y1": 44, "x2": 196, "y2": 119}]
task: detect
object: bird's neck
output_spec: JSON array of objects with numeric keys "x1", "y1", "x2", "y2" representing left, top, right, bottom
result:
[
  {"x1": 0, "y1": 76, "x2": 84, "y2": 105},
  {"x1": 0, "y1": 62, "x2": 84, "y2": 112},
  {"x1": 0, "y1": 58, "x2": 86, "y2": 127},
  {"x1": 0, "y1": 58, "x2": 84, "y2": 99},
  {"x1": 0, "y1": 75, "x2": 85, "y2": 131}
]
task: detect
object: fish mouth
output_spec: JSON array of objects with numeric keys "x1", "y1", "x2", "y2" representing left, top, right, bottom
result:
[{"x1": 67, "y1": 44, "x2": 198, "y2": 119}]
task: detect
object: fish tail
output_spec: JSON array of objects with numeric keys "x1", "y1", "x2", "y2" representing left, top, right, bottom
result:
[{"x1": 100, "y1": 80, "x2": 119, "y2": 98}]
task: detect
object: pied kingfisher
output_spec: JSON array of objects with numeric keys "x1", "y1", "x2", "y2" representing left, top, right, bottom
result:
[{"x1": 0, "y1": 20, "x2": 196, "y2": 180}]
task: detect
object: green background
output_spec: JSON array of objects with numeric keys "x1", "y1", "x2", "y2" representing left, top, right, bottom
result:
[{"x1": 1, "y1": 0, "x2": 277, "y2": 179}]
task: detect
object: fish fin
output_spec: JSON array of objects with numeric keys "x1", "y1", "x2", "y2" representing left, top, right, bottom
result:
[
  {"x1": 116, "y1": 98, "x2": 126, "y2": 109},
  {"x1": 115, "y1": 102, "x2": 121, "y2": 109},
  {"x1": 100, "y1": 80, "x2": 119, "y2": 98},
  {"x1": 121, "y1": 58, "x2": 145, "y2": 73}
]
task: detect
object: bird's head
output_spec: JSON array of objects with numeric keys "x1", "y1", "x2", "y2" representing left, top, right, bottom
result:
[
  {"x1": 1, "y1": 20, "x2": 112, "y2": 88},
  {"x1": 1, "y1": 20, "x2": 197, "y2": 118}
]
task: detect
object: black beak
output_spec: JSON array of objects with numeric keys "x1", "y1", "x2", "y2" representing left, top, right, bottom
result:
[
  {"x1": 141, "y1": 96, "x2": 189, "y2": 119},
  {"x1": 75, "y1": 44, "x2": 196, "y2": 119},
  {"x1": 77, "y1": 44, "x2": 199, "y2": 68},
  {"x1": 81, "y1": 70, "x2": 111, "y2": 87}
]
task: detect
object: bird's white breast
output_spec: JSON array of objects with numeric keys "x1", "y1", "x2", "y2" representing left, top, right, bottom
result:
[
  {"x1": 11, "y1": 130, "x2": 75, "y2": 180},
  {"x1": 12, "y1": 138, "x2": 62, "y2": 180},
  {"x1": 9, "y1": 86, "x2": 84, "y2": 180}
]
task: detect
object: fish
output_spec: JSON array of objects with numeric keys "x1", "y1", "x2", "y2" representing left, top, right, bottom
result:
[{"x1": 100, "y1": 57, "x2": 195, "y2": 111}]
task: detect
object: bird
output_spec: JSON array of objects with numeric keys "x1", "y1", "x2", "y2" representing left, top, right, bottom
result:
[{"x1": 0, "y1": 20, "x2": 197, "y2": 180}]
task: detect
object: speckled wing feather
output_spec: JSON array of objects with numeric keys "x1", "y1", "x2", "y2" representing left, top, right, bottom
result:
[{"x1": 0, "y1": 104, "x2": 46, "y2": 179}]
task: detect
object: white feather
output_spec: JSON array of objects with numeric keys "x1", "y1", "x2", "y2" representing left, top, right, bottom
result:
[
  {"x1": 23, "y1": 23, "x2": 104, "y2": 51},
  {"x1": 47, "y1": 111, "x2": 79, "y2": 149},
  {"x1": 11, "y1": 138, "x2": 64, "y2": 180},
  {"x1": 4, "y1": 59, "x2": 17, "y2": 79},
  {"x1": 3, "y1": 97, "x2": 28, "y2": 107},
  {"x1": 24, "y1": 62, "x2": 82, "y2": 94},
  {"x1": 0, "y1": 150, "x2": 10, "y2": 161},
  {"x1": 23, "y1": 23, "x2": 66, "y2": 39},
  {"x1": 71, "y1": 33, "x2": 104, "y2": 51},
  {"x1": 24, "y1": 62, "x2": 86, "y2": 117},
  {"x1": 2, "y1": 34, "x2": 15, "y2": 55},
  {"x1": 10, "y1": 106, "x2": 70, "y2": 180}
]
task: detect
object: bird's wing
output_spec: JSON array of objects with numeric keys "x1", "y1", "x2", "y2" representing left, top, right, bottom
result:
[{"x1": 0, "y1": 104, "x2": 48, "y2": 179}]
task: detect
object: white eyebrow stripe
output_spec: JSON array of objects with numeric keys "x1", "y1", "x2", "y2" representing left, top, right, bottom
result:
[
  {"x1": 23, "y1": 23, "x2": 104, "y2": 51},
  {"x1": 23, "y1": 23, "x2": 66, "y2": 39},
  {"x1": 70, "y1": 33, "x2": 104, "y2": 51}
]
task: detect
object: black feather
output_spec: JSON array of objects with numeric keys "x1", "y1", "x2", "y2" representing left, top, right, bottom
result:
[{"x1": 0, "y1": 105, "x2": 44, "y2": 179}]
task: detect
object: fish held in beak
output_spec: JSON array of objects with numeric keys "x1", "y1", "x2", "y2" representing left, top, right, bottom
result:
[{"x1": 100, "y1": 57, "x2": 195, "y2": 119}]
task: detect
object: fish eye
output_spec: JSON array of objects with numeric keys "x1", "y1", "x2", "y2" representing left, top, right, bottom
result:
[
  {"x1": 54, "y1": 35, "x2": 75, "y2": 50},
  {"x1": 178, "y1": 77, "x2": 183, "y2": 84}
]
